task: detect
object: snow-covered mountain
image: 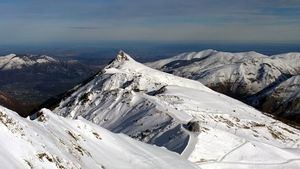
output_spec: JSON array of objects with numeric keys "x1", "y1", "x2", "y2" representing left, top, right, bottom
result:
[
  {"x1": 0, "y1": 54, "x2": 57, "y2": 70},
  {"x1": 0, "y1": 105, "x2": 197, "y2": 169},
  {"x1": 52, "y1": 51, "x2": 300, "y2": 168},
  {"x1": 147, "y1": 50, "x2": 300, "y2": 123}
]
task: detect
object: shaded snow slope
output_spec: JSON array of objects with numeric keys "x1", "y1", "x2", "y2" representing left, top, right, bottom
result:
[
  {"x1": 53, "y1": 51, "x2": 300, "y2": 168},
  {"x1": 147, "y1": 50, "x2": 300, "y2": 122},
  {"x1": 0, "y1": 105, "x2": 197, "y2": 169},
  {"x1": 249, "y1": 75, "x2": 300, "y2": 121},
  {"x1": 0, "y1": 54, "x2": 57, "y2": 70}
]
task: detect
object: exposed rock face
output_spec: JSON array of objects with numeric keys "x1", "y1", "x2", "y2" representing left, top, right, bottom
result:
[
  {"x1": 184, "y1": 121, "x2": 201, "y2": 132},
  {"x1": 147, "y1": 50, "x2": 300, "y2": 124}
]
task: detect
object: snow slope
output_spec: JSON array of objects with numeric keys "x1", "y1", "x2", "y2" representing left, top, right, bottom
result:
[
  {"x1": 0, "y1": 105, "x2": 197, "y2": 169},
  {"x1": 0, "y1": 54, "x2": 57, "y2": 70},
  {"x1": 271, "y1": 52, "x2": 300, "y2": 73},
  {"x1": 53, "y1": 51, "x2": 300, "y2": 169},
  {"x1": 147, "y1": 50, "x2": 300, "y2": 122}
]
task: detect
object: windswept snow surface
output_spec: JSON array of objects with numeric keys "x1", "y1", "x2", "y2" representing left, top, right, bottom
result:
[
  {"x1": 147, "y1": 50, "x2": 300, "y2": 121},
  {"x1": 53, "y1": 51, "x2": 300, "y2": 169},
  {"x1": 0, "y1": 54, "x2": 57, "y2": 70},
  {"x1": 0, "y1": 105, "x2": 197, "y2": 169}
]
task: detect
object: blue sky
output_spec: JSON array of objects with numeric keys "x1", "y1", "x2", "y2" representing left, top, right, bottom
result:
[{"x1": 1, "y1": 0, "x2": 300, "y2": 45}]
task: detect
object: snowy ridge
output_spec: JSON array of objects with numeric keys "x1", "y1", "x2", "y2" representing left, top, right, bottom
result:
[
  {"x1": 0, "y1": 105, "x2": 197, "y2": 169},
  {"x1": 147, "y1": 50, "x2": 300, "y2": 121},
  {"x1": 271, "y1": 52, "x2": 300, "y2": 72},
  {"x1": 53, "y1": 51, "x2": 300, "y2": 168},
  {"x1": 0, "y1": 54, "x2": 57, "y2": 70}
]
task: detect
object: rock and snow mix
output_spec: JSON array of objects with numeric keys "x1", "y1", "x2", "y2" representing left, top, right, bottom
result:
[
  {"x1": 0, "y1": 105, "x2": 197, "y2": 169},
  {"x1": 53, "y1": 51, "x2": 300, "y2": 169},
  {"x1": 147, "y1": 50, "x2": 300, "y2": 121}
]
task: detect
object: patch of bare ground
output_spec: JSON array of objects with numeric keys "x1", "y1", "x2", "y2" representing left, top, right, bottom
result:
[{"x1": 36, "y1": 153, "x2": 67, "y2": 169}]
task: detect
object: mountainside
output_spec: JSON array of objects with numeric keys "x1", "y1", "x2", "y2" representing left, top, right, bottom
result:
[
  {"x1": 52, "y1": 51, "x2": 300, "y2": 168},
  {"x1": 0, "y1": 54, "x2": 98, "y2": 116},
  {"x1": 0, "y1": 91, "x2": 24, "y2": 113},
  {"x1": 147, "y1": 50, "x2": 300, "y2": 123},
  {"x1": 0, "y1": 105, "x2": 197, "y2": 169}
]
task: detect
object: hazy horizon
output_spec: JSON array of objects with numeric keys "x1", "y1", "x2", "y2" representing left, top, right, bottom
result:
[{"x1": 1, "y1": 42, "x2": 300, "y2": 64}]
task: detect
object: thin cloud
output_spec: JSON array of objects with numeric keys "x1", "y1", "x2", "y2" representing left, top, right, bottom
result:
[
  {"x1": 67, "y1": 26, "x2": 106, "y2": 30},
  {"x1": 0, "y1": 0, "x2": 300, "y2": 44}
]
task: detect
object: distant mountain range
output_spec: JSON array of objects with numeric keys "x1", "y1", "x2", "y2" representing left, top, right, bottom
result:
[
  {"x1": 0, "y1": 54, "x2": 58, "y2": 70},
  {"x1": 0, "y1": 54, "x2": 99, "y2": 116},
  {"x1": 147, "y1": 50, "x2": 300, "y2": 124}
]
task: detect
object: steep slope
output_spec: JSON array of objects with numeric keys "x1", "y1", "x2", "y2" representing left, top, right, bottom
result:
[
  {"x1": 53, "y1": 51, "x2": 300, "y2": 168},
  {"x1": 0, "y1": 105, "x2": 197, "y2": 169},
  {"x1": 249, "y1": 75, "x2": 300, "y2": 121},
  {"x1": 147, "y1": 50, "x2": 300, "y2": 123}
]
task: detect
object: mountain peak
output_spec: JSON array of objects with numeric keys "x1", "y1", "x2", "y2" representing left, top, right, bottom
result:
[
  {"x1": 106, "y1": 50, "x2": 136, "y2": 69},
  {"x1": 116, "y1": 50, "x2": 130, "y2": 62}
]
